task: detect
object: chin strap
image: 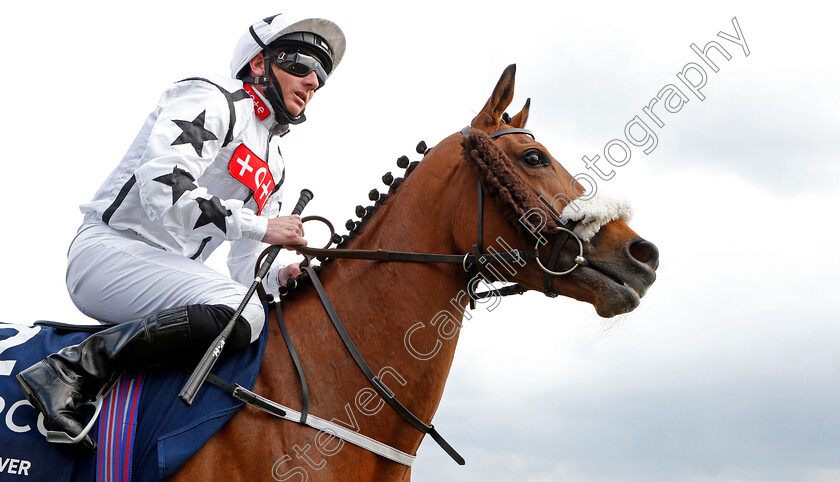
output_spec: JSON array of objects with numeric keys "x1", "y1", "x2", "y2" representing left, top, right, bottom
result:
[
  {"x1": 239, "y1": 51, "x2": 307, "y2": 126},
  {"x1": 263, "y1": 52, "x2": 307, "y2": 125},
  {"x1": 241, "y1": 75, "x2": 269, "y2": 84}
]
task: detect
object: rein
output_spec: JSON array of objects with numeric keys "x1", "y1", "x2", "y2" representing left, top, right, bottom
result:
[
  {"x1": 292, "y1": 126, "x2": 586, "y2": 300},
  {"x1": 228, "y1": 126, "x2": 589, "y2": 467}
]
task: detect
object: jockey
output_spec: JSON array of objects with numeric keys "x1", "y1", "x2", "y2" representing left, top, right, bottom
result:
[{"x1": 16, "y1": 12, "x2": 346, "y2": 452}]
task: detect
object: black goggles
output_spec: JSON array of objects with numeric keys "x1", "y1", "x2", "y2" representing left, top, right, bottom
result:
[{"x1": 272, "y1": 50, "x2": 328, "y2": 88}]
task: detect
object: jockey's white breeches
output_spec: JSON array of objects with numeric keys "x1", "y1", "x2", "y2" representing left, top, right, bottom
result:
[{"x1": 66, "y1": 222, "x2": 264, "y2": 343}]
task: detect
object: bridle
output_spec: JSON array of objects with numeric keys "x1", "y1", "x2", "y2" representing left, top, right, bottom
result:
[
  {"x1": 291, "y1": 125, "x2": 588, "y2": 302},
  {"x1": 232, "y1": 125, "x2": 591, "y2": 467},
  {"x1": 460, "y1": 125, "x2": 586, "y2": 302}
]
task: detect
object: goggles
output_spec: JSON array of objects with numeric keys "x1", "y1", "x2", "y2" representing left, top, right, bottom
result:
[{"x1": 272, "y1": 50, "x2": 328, "y2": 88}]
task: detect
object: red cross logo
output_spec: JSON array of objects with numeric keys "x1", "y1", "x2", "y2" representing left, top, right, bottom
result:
[{"x1": 229, "y1": 144, "x2": 275, "y2": 215}]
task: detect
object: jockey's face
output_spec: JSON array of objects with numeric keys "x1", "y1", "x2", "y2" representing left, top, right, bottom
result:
[
  {"x1": 247, "y1": 54, "x2": 318, "y2": 116},
  {"x1": 271, "y1": 65, "x2": 318, "y2": 116}
]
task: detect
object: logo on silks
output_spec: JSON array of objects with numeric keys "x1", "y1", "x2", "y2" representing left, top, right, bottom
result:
[
  {"x1": 243, "y1": 84, "x2": 270, "y2": 121},
  {"x1": 229, "y1": 144, "x2": 275, "y2": 215}
]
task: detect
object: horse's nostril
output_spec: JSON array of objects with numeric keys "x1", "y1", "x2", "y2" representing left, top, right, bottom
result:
[
  {"x1": 628, "y1": 239, "x2": 659, "y2": 269},
  {"x1": 629, "y1": 243, "x2": 649, "y2": 263}
]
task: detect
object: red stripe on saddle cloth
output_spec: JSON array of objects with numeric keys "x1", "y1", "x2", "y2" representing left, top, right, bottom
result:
[{"x1": 97, "y1": 373, "x2": 145, "y2": 482}]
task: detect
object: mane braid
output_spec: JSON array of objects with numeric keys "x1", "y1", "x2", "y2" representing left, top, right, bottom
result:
[
  {"x1": 279, "y1": 153, "x2": 418, "y2": 297},
  {"x1": 462, "y1": 128, "x2": 559, "y2": 239},
  {"x1": 337, "y1": 170, "x2": 407, "y2": 247}
]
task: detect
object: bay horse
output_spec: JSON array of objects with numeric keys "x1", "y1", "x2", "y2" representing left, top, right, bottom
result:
[{"x1": 172, "y1": 64, "x2": 658, "y2": 480}]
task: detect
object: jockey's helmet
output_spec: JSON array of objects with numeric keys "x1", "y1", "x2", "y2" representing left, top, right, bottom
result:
[{"x1": 230, "y1": 12, "x2": 346, "y2": 125}]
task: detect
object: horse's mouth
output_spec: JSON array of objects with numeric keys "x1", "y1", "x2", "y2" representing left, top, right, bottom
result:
[
  {"x1": 593, "y1": 262, "x2": 645, "y2": 296},
  {"x1": 579, "y1": 259, "x2": 653, "y2": 317}
]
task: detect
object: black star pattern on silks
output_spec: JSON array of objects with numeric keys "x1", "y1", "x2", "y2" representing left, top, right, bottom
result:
[
  {"x1": 171, "y1": 110, "x2": 218, "y2": 156},
  {"x1": 153, "y1": 166, "x2": 198, "y2": 205},
  {"x1": 194, "y1": 196, "x2": 231, "y2": 234}
]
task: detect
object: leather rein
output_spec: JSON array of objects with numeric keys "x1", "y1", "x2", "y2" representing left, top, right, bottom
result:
[
  {"x1": 216, "y1": 126, "x2": 589, "y2": 467},
  {"x1": 292, "y1": 126, "x2": 587, "y2": 300}
]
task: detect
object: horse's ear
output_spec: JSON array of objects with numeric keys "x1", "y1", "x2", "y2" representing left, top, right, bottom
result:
[
  {"x1": 473, "y1": 64, "x2": 517, "y2": 130},
  {"x1": 509, "y1": 98, "x2": 530, "y2": 128}
]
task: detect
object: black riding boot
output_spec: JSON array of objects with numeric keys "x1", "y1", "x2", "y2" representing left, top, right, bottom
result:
[{"x1": 16, "y1": 307, "x2": 191, "y2": 454}]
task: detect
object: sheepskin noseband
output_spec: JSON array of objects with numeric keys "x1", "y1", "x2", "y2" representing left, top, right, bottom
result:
[{"x1": 559, "y1": 195, "x2": 633, "y2": 242}]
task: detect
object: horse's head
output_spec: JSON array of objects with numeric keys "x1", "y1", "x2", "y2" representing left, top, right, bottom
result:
[{"x1": 442, "y1": 65, "x2": 658, "y2": 317}]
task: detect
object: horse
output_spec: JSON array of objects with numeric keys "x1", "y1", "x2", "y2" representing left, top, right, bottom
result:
[
  {"x1": 172, "y1": 64, "x2": 659, "y2": 481},
  {"x1": 0, "y1": 65, "x2": 657, "y2": 480}
]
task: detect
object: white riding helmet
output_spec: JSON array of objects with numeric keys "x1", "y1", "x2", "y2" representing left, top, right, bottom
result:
[{"x1": 230, "y1": 12, "x2": 346, "y2": 81}]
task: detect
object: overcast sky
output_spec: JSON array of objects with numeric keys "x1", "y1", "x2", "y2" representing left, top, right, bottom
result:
[{"x1": 1, "y1": 1, "x2": 838, "y2": 481}]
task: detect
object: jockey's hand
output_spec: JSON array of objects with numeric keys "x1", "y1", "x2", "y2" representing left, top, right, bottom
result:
[
  {"x1": 278, "y1": 263, "x2": 303, "y2": 285},
  {"x1": 263, "y1": 215, "x2": 307, "y2": 247}
]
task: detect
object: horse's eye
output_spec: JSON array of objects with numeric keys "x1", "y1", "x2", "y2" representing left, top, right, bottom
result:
[{"x1": 523, "y1": 151, "x2": 547, "y2": 168}]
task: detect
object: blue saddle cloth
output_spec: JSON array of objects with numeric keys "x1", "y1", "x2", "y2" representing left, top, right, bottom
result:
[{"x1": 0, "y1": 308, "x2": 268, "y2": 481}]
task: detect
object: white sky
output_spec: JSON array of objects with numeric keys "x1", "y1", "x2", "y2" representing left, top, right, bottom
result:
[{"x1": 1, "y1": 1, "x2": 838, "y2": 481}]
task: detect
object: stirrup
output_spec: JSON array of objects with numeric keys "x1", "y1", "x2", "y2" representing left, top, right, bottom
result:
[{"x1": 45, "y1": 397, "x2": 104, "y2": 444}]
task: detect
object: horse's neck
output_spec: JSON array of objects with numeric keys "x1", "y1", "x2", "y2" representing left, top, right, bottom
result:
[
  {"x1": 321, "y1": 163, "x2": 472, "y2": 405},
  {"x1": 266, "y1": 155, "x2": 475, "y2": 456}
]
